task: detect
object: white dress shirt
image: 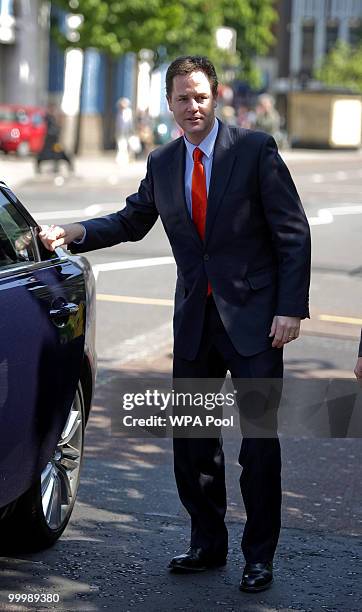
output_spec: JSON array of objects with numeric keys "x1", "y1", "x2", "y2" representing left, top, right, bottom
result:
[
  {"x1": 183, "y1": 118, "x2": 219, "y2": 217},
  {"x1": 74, "y1": 118, "x2": 219, "y2": 244}
]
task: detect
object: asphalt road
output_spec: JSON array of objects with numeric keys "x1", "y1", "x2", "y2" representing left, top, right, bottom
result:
[{"x1": 0, "y1": 150, "x2": 361, "y2": 612}]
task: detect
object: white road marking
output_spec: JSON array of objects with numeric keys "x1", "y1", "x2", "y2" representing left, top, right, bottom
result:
[
  {"x1": 298, "y1": 168, "x2": 362, "y2": 181},
  {"x1": 311, "y1": 174, "x2": 324, "y2": 183},
  {"x1": 84, "y1": 204, "x2": 103, "y2": 215},
  {"x1": 92, "y1": 256, "x2": 175, "y2": 281},
  {"x1": 302, "y1": 186, "x2": 362, "y2": 193},
  {"x1": 309, "y1": 209, "x2": 334, "y2": 226},
  {"x1": 35, "y1": 209, "x2": 91, "y2": 221},
  {"x1": 309, "y1": 204, "x2": 362, "y2": 225},
  {"x1": 33, "y1": 202, "x2": 123, "y2": 221},
  {"x1": 326, "y1": 204, "x2": 362, "y2": 215},
  {"x1": 85, "y1": 202, "x2": 125, "y2": 212}
]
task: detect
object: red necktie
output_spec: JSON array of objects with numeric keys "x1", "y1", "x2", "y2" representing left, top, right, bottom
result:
[{"x1": 192, "y1": 147, "x2": 211, "y2": 295}]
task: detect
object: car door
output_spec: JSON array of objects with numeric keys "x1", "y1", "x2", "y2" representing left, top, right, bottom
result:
[{"x1": 0, "y1": 183, "x2": 87, "y2": 508}]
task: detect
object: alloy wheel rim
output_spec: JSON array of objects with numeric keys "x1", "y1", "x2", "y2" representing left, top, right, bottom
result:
[{"x1": 40, "y1": 391, "x2": 83, "y2": 530}]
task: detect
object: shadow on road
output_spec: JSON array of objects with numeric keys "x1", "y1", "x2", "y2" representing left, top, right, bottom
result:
[{"x1": 0, "y1": 362, "x2": 361, "y2": 611}]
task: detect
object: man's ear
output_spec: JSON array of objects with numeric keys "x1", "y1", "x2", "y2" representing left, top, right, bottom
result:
[
  {"x1": 213, "y1": 95, "x2": 218, "y2": 109},
  {"x1": 167, "y1": 96, "x2": 173, "y2": 112}
]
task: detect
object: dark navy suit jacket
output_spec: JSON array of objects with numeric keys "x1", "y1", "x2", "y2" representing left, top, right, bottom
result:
[{"x1": 70, "y1": 123, "x2": 311, "y2": 360}]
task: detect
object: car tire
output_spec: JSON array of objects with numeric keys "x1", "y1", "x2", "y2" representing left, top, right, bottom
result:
[
  {"x1": 0, "y1": 383, "x2": 85, "y2": 552},
  {"x1": 16, "y1": 141, "x2": 30, "y2": 157}
]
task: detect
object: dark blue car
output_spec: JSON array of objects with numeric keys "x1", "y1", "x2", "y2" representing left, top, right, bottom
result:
[{"x1": 0, "y1": 181, "x2": 96, "y2": 550}]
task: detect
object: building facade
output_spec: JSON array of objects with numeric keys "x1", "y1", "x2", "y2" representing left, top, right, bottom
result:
[
  {"x1": 275, "y1": 0, "x2": 362, "y2": 83},
  {"x1": 0, "y1": 0, "x2": 50, "y2": 105},
  {"x1": 0, "y1": 1, "x2": 141, "y2": 151},
  {"x1": 290, "y1": 0, "x2": 362, "y2": 79}
]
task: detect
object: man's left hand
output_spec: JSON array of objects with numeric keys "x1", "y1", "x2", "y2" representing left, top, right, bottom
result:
[{"x1": 269, "y1": 316, "x2": 301, "y2": 349}]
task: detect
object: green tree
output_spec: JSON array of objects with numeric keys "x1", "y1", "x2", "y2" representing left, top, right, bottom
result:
[
  {"x1": 52, "y1": 0, "x2": 220, "y2": 63},
  {"x1": 315, "y1": 41, "x2": 362, "y2": 92},
  {"x1": 52, "y1": 0, "x2": 224, "y2": 151},
  {"x1": 52, "y1": 0, "x2": 277, "y2": 83},
  {"x1": 221, "y1": 0, "x2": 277, "y2": 87},
  {"x1": 52, "y1": 0, "x2": 277, "y2": 151}
]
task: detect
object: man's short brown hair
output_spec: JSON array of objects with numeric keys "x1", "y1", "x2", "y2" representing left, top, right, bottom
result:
[{"x1": 166, "y1": 56, "x2": 218, "y2": 99}]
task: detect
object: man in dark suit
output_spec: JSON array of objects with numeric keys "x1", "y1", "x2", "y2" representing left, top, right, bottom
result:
[
  {"x1": 354, "y1": 331, "x2": 362, "y2": 381},
  {"x1": 39, "y1": 56, "x2": 311, "y2": 593}
]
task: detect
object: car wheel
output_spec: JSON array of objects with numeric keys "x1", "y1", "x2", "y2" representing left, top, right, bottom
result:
[
  {"x1": 16, "y1": 141, "x2": 30, "y2": 157},
  {"x1": 0, "y1": 384, "x2": 85, "y2": 551}
]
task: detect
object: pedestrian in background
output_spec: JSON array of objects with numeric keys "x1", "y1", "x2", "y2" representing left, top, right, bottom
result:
[
  {"x1": 254, "y1": 94, "x2": 281, "y2": 136},
  {"x1": 219, "y1": 104, "x2": 237, "y2": 126},
  {"x1": 136, "y1": 110, "x2": 154, "y2": 158},
  {"x1": 115, "y1": 97, "x2": 133, "y2": 165},
  {"x1": 36, "y1": 103, "x2": 73, "y2": 174}
]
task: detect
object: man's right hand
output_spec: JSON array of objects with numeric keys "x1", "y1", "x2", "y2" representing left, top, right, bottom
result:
[{"x1": 39, "y1": 223, "x2": 85, "y2": 251}]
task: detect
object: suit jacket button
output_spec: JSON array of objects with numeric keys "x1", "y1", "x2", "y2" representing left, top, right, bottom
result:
[{"x1": 204, "y1": 254, "x2": 209, "y2": 261}]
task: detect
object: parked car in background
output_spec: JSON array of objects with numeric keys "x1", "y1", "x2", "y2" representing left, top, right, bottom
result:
[
  {"x1": 0, "y1": 181, "x2": 96, "y2": 551},
  {"x1": 0, "y1": 105, "x2": 47, "y2": 156}
]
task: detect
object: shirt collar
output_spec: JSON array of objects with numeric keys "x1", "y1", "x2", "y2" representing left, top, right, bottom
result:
[{"x1": 183, "y1": 118, "x2": 219, "y2": 160}]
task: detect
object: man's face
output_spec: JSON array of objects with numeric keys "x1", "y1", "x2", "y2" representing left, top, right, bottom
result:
[{"x1": 167, "y1": 71, "x2": 217, "y2": 145}]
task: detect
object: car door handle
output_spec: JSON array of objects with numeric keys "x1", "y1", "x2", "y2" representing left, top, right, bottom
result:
[{"x1": 49, "y1": 302, "x2": 79, "y2": 321}]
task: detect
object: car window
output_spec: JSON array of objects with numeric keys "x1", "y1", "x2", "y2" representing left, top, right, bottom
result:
[{"x1": 0, "y1": 191, "x2": 37, "y2": 270}]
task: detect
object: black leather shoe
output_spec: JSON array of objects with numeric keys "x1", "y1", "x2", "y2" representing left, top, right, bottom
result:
[
  {"x1": 239, "y1": 561, "x2": 273, "y2": 592},
  {"x1": 168, "y1": 547, "x2": 227, "y2": 572}
]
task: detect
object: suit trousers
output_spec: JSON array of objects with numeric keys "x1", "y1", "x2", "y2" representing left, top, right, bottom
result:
[{"x1": 172, "y1": 295, "x2": 283, "y2": 563}]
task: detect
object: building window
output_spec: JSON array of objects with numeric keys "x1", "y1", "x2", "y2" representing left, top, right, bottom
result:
[
  {"x1": 325, "y1": 20, "x2": 339, "y2": 54},
  {"x1": 349, "y1": 19, "x2": 362, "y2": 46},
  {"x1": 301, "y1": 21, "x2": 315, "y2": 78}
]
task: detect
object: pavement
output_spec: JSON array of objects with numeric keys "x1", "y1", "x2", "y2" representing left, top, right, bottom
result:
[{"x1": 0, "y1": 152, "x2": 148, "y2": 191}]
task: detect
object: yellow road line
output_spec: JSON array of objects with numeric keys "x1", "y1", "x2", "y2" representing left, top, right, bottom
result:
[
  {"x1": 319, "y1": 314, "x2": 362, "y2": 326},
  {"x1": 96, "y1": 297, "x2": 362, "y2": 324},
  {"x1": 96, "y1": 294, "x2": 173, "y2": 306}
]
